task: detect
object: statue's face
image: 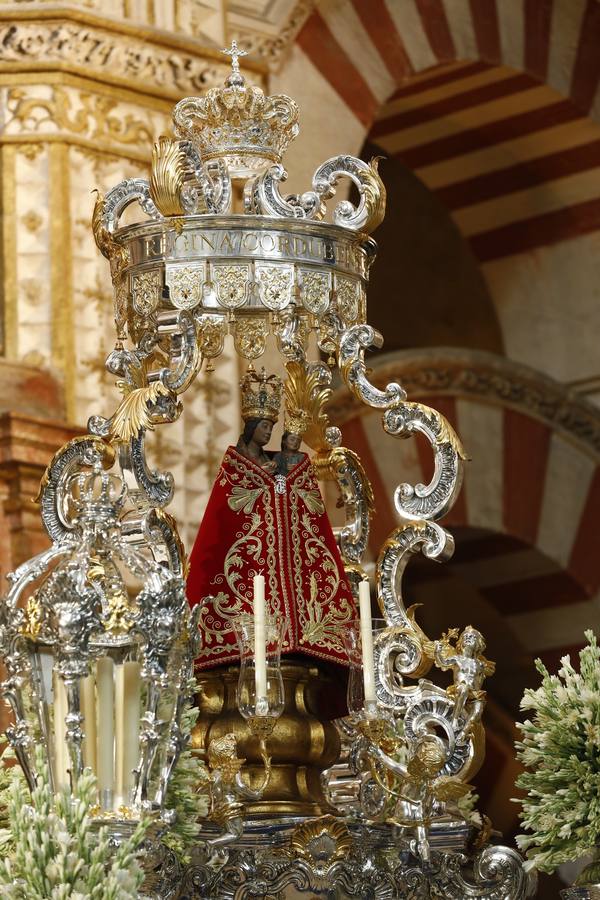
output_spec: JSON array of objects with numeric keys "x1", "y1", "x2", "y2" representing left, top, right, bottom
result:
[
  {"x1": 284, "y1": 432, "x2": 301, "y2": 451},
  {"x1": 460, "y1": 628, "x2": 482, "y2": 654},
  {"x1": 253, "y1": 418, "x2": 273, "y2": 446}
]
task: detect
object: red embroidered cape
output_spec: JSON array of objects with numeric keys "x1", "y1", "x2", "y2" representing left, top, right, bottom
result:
[{"x1": 186, "y1": 447, "x2": 356, "y2": 668}]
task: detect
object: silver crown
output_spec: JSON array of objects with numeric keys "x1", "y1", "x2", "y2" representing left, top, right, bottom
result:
[{"x1": 172, "y1": 41, "x2": 299, "y2": 179}]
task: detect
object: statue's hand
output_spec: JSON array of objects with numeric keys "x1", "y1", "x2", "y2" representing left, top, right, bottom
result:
[{"x1": 262, "y1": 460, "x2": 277, "y2": 474}]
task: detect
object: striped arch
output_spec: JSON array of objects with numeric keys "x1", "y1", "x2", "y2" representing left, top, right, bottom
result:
[
  {"x1": 270, "y1": 1, "x2": 600, "y2": 386},
  {"x1": 369, "y1": 66, "x2": 600, "y2": 263},
  {"x1": 329, "y1": 347, "x2": 600, "y2": 668},
  {"x1": 293, "y1": 0, "x2": 600, "y2": 125},
  {"x1": 285, "y1": 0, "x2": 600, "y2": 258}
]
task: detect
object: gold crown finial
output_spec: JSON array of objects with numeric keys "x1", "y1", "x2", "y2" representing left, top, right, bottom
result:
[{"x1": 240, "y1": 367, "x2": 282, "y2": 423}]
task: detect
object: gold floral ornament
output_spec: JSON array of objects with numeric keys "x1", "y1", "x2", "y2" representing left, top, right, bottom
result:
[
  {"x1": 166, "y1": 264, "x2": 205, "y2": 310},
  {"x1": 85, "y1": 556, "x2": 132, "y2": 634},
  {"x1": 92, "y1": 190, "x2": 131, "y2": 339},
  {"x1": 105, "y1": 589, "x2": 132, "y2": 635},
  {"x1": 132, "y1": 270, "x2": 161, "y2": 317},
  {"x1": 335, "y1": 276, "x2": 360, "y2": 324},
  {"x1": 213, "y1": 264, "x2": 251, "y2": 309},
  {"x1": 150, "y1": 136, "x2": 189, "y2": 217},
  {"x1": 197, "y1": 314, "x2": 227, "y2": 360},
  {"x1": 283, "y1": 360, "x2": 332, "y2": 449},
  {"x1": 20, "y1": 593, "x2": 43, "y2": 640},
  {"x1": 255, "y1": 263, "x2": 294, "y2": 311},
  {"x1": 108, "y1": 381, "x2": 181, "y2": 444},
  {"x1": 358, "y1": 156, "x2": 387, "y2": 235},
  {"x1": 299, "y1": 269, "x2": 331, "y2": 316}
]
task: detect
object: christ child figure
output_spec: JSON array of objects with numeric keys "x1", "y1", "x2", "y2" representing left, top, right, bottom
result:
[{"x1": 274, "y1": 431, "x2": 305, "y2": 476}]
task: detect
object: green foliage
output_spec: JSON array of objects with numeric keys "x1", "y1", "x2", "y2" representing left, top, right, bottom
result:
[
  {"x1": 515, "y1": 629, "x2": 600, "y2": 874},
  {"x1": 456, "y1": 786, "x2": 480, "y2": 823},
  {"x1": 162, "y1": 684, "x2": 210, "y2": 864},
  {"x1": 0, "y1": 740, "x2": 22, "y2": 854},
  {"x1": 0, "y1": 747, "x2": 148, "y2": 899}
]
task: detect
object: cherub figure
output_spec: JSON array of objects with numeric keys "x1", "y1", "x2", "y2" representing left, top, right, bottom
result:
[
  {"x1": 204, "y1": 732, "x2": 270, "y2": 849},
  {"x1": 369, "y1": 734, "x2": 472, "y2": 863},
  {"x1": 435, "y1": 625, "x2": 495, "y2": 742}
]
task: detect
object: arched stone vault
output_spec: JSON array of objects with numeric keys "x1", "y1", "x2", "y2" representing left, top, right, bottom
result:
[
  {"x1": 272, "y1": 0, "x2": 600, "y2": 388},
  {"x1": 289, "y1": 0, "x2": 600, "y2": 126}
]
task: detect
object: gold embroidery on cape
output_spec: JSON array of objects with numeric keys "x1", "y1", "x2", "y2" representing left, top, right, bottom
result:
[
  {"x1": 291, "y1": 466, "x2": 352, "y2": 651},
  {"x1": 227, "y1": 485, "x2": 264, "y2": 514},
  {"x1": 198, "y1": 591, "x2": 243, "y2": 646},
  {"x1": 196, "y1": 452, "x2": 352, "y2": 658},
  {"x1": 198, "y1": 453, "x2": 280, "y2": 654},
  {"x1": 296, "y1": 488, "x2": 324, "y2": 515}
]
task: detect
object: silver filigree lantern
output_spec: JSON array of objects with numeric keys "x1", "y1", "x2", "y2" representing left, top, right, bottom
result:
[{"x1": 0, "y1": 445, "x2": 200, "y2": 826}]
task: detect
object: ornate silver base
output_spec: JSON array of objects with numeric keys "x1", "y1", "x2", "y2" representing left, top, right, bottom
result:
[
  {"x1": 138, "y1": 839, "x2": 182, "y2": 900},
  {"x1": 172, "y1": 820, "x2": 535, "y2": 899},
  {"x1": 561, "y1": 889, "x2": 600, "y2": 899},
  {"x1": 102, "y1": 822, "x2": 182, "y2": 900}
]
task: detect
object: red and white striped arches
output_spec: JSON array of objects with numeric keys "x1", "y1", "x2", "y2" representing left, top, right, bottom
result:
[
  {"x1": 291, "y1": 1, "x2": 600, "y2": 261},
  {"x1": 329, "y1": 348, "x2": 600, "y2": 663},
  {"x1": 296, "y1": 0, "x2": 600, "y2": 122},
  {"x1": 371, "y1": 63, "x2": 600, "y2": 262}
]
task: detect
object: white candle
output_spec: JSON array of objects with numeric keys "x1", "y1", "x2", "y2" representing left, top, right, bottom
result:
[
  {"x1": 96, "y1": 656, "x2": 114, "y2": 809},
  {"x1": 114, "y1": 663, "x2": 125, "y2": 808},
  {"x1": 253, "y1": 574, "x2": 267, "y2": 709},
  {"x1": 80, "y1": 674, "x2": 97, "y2": 773},
  {"x1": 115, "y1": 661, "x2": 141, "y2": 808},
  {"x1": 52, "y1": 672, "x2": 69, "y2": 790},
  {"x1": 358, "y1": 579, "x2": 376, "y2": 710}
]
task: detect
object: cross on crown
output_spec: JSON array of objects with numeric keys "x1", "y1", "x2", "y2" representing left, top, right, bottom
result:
[{"x1": 221, "y1": 40, "x2": 248, "y2": 77}]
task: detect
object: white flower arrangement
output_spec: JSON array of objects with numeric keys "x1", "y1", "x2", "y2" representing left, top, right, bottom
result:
[
  {"x1": 0, "y1": 747, "x2": 147, "y2": 899},
  {"x1": 515, "y1": 629, "x2": 600, "y2": 875},
  {"x1": 0, "y1": 681, "x2": 210, "y2": 893}
]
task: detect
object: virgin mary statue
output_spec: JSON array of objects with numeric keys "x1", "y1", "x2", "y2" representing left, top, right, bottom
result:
[{"x1": 186, "y1": 367, "x2": 356, "y2": 669}]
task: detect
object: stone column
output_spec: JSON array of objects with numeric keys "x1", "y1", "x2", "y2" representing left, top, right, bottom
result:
[{"x1": 0, "y1": 5, "x2": 253, "y2": 546}]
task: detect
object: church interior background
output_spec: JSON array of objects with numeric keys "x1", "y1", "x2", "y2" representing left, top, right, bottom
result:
[{"x1": 0, "y1": 0, "x2": 599, "y2": 895}]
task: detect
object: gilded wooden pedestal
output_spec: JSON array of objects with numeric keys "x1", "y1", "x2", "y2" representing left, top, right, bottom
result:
[{"x1": 192, "y1": 661, "x2": 343, "y2": 817}]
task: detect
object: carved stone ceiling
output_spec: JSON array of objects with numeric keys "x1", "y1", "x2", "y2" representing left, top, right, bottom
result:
[
  {"x1": 0, "y1": 1, "x2": 314, "y2": 73},
  {"x1": 225, "y1": 0, "x2": 315, "y2": 66},
  {"x1": 196, "y1": 0, "x2": 310, "y2": 36}
]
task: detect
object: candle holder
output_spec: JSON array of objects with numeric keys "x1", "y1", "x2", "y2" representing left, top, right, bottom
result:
[
  {"x1": 342, "y1": 618, "x2": 390, "y2": 721},
  {"x1": 233, "y1": 616, "x2": 284, "y2": 789},
  {"x1": 233, "y1": 617, "x2": 285, "y2": 724}
]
